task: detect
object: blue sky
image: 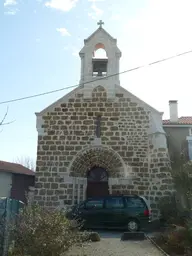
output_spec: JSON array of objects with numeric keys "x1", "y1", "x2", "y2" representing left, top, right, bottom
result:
[{"x1": 1, "y1": 0, "x2": 192, "y2": 164}]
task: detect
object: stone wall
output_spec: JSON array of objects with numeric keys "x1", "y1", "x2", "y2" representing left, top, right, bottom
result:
[{"x1": 35, "y1": 85, "x2": 173, "y2": 218}]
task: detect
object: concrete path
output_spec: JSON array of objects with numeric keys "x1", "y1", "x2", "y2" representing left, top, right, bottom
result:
[{"x1": 67, "y1": 231, "x2": 164, "y2": 256}]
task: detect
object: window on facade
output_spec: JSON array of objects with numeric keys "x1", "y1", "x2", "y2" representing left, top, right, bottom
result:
[
  {"x1": 85, "y1": 199, "x2": 104, "y2": 209},
  {"x1": 105, "y1": 197, "x2": 124, "y2": 209},
  {"x1": 125, "y1": 197, "x2": 145, "y2": 208}
]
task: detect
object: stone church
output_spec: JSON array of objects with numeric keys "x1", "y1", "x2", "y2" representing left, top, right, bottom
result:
[{"x1": 35, "y1": 21, "x2": 173, "y2": 218}]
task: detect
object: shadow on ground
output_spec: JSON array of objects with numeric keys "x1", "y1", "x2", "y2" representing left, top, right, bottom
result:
[{"x1": 86, "y1": 219, "x2": 164, "y2": 239}]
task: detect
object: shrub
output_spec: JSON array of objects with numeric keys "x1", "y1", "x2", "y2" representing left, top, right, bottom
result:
[
  {"x1": 9, "y1": 204, "x2": 84, "y2": 256},
  {"x1": 87, "y1": 232, "x2": 101, "y2": 242},
  {"x1": 79, "y1": 231, "x2": 100, "y2": 242},
  {"x1": 158, "y1": 196, "x2": 192, "y2": 226},
  {"x1": 154, "y1": 223, "x2": 192, "y2": 255},
  {"x1": 158, "y1": 196, "x2": 178, "y2": 224}
]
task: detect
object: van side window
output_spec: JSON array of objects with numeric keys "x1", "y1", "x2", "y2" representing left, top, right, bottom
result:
[
  {"x1": 126, "y1": 197, "x2": 145, "y2": 208},
  {"x1": 85, "y1": 199, "x2": 104, "y2": 209},
  {"x1": 105, "y1": 197, "x2": 124, "y2": 209}
]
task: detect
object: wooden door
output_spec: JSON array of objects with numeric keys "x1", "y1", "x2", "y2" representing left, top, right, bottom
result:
[{"x1": 86, "y1": 166, "x2": 109, "y2": 198}]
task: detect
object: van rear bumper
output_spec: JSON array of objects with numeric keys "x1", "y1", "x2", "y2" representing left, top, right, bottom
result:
[{"x1": 140, "y1": 219, "x2": 152, "y2": 231}]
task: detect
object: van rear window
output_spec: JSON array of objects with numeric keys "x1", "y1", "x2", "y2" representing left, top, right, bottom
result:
[{"x1": 125, "y1": 197, "x2": 146, "y2": 208}]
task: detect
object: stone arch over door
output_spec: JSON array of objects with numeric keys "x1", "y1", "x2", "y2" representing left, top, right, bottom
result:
[{"x1": 68, "y1": 145, "x2": 127, "y2": 178}]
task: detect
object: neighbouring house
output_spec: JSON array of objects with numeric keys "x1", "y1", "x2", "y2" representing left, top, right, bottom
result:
[
  {"x1": 34, "y1": 21, "x2": 174, "y2": 218},
  {"x1": 0, "y1": 161, "x2": 35, "y2": 204},
  {"x1": 163, "y1": 100, "x2": 192, "y2": 163}
]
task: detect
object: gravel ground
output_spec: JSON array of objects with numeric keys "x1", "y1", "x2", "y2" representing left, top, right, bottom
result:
[{"x1": 67, "y1": 237, "x2": 164, "y2": 256}]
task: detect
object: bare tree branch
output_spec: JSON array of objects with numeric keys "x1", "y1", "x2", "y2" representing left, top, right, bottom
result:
[
  {"x1": 13, "y1": 156, "x2": 36, "y2": 171},
  {"x1": 0, "y1": 106, "x2": 15, "y2": 126}
]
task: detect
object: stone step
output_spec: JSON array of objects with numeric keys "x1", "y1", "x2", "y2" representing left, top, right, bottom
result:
[{"x1": 121, "y1": 232, "x2": 145, "y2": 241}]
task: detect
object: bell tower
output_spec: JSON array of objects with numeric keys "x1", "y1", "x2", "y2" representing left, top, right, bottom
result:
[{"x1": 79, "y1": 21, "x2": 122, "y2": 98}]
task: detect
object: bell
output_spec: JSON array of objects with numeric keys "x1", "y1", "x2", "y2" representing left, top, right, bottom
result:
[{"x1": 92, "y1": 58, "x2": 108, "y2": 77}]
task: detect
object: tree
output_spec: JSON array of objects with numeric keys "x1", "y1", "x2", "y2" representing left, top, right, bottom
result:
[
  {"x1": 13, "y1": 156, "x2": 36, "y2": 171},
  {"x1": 171, "y1": 155, "x2": 192, "y2": 210},
  {"x1": 0, "y1": 106, "x2": 14, "y2": 131}
]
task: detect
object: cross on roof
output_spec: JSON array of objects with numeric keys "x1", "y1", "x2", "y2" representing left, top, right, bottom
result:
[{"x1": 97, "y1": 20, "x2": 104, "y2": 28}]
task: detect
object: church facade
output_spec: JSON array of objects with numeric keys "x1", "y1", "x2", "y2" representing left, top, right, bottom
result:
[{"x1": 35, "y1": 22, "x2": 173, "y2": 218}]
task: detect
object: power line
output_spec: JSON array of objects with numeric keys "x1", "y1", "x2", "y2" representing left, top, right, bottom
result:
[{"x1": 1, "y1": 49, "x2": 192, "y2": 105}]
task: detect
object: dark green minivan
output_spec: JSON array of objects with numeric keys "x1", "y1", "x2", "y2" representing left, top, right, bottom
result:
[{"x1": 66, "y1": 195, "x2": 152, "y2": 232}]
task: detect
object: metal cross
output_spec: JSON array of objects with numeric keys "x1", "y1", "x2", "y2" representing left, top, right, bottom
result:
[{"x1": 97, "y1": 20, "x2": 104, "y2": 28}]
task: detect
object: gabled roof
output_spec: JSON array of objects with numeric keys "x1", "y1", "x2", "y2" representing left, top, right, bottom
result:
[
  {"x1": 84, "y1": 27, "x2": 116, "y2": 44},
  {"x1": 0, "y1": 161, "x2": 35, "y2": 176},
  {"x1": 79, "y1": 27, "x2": 121, "y2": 56},
  {"x1": 36, "y1": 83, "x2": 164, "y2": 117},
  {"x1": 163, "y1": 116, "x2": 192, "y2": 125},
  {"x1": 36, "y1": 86, "x2": 81, "y2": 116},
  {"x1": 36, "y1": 84, "x2": 162, "y2": 117},
  {"x1": 118, "y1": 85, "x2": 162, "y2": 115}
]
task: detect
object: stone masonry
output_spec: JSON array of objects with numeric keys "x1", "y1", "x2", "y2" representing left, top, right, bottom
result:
[{"x1": 35, "y1": 85, "x2": 174, "y2": 217}]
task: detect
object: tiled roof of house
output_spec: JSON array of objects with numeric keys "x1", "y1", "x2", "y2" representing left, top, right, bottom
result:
[
  {"x1": 0, "y1": 161, "x2": 35, "y2": 176},
  {"x1": 163, "y1": 116, "x2": 192, "y2": 125}
]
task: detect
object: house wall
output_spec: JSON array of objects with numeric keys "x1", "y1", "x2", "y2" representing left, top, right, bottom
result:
[
  {"x1": 164, "y1": 127, "x2": 189, "y2": 160},
  {"x1": 11, "y1": 174, "x2": 35, "y2": 204},
  {"x1": 0, "y1": 172, "x2": 12, "y2": 197}
]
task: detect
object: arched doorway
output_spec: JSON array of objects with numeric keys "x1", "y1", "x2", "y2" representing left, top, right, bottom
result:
[{"x1": 86, "y1": 166, "x2": 109, "y2": 198}]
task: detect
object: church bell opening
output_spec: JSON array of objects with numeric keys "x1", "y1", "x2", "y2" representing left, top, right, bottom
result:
[{"x1": 92, "y1": 58, "x2": 108, "y2": 77}]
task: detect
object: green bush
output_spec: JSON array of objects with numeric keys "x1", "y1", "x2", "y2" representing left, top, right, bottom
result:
[
  {"x1": 158, "y1": 196, "x2": 178, "y2": 224},
  {"x1": 8, "y1": 205, "x2": 84, "y2": 256},
  {"x1": 87, "y1": 232, "x2": 101, "y2": 242},
  {"x1": 79, "y1": 231, "x2": 100, "y2": 242},
  {"x1": 159, "y1": 196, "x2": 192, "y2": 226},
  {"x1": 154, "y1": 223, "x2": 192, "y2": 255}
]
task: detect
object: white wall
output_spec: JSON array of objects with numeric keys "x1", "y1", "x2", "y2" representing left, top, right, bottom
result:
[{"x1": 0, "y1": 172, "x2": 12, "y2": 198}]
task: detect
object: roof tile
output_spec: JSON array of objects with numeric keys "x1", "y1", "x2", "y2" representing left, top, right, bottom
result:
[
  {"x1": 0, "y1": 161, "x2": 35, "y2": 176},
  {"x1": 163, "y1": 116, "x2": 192, "y2": 125}
]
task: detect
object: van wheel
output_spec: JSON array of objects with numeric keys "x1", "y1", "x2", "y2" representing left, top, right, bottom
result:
[{"x1": 127, "y1": 219, "x2": 139, "y2": 232}]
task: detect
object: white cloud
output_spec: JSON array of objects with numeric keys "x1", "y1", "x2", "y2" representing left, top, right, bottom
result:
[
  {"x1": 62, "y1": 45, "x2": 79, "y2": 57},
  {"x1": 88, "y1": 3, "x2": 103, "y2": 20},
  {"x1": 45, "y1": 0, "x2": 78, "y2": 12},
  {"x1": 4, "y1": 10, "x2": 17, "y2": 15},
  {"x1": 123, "y1": 0, "x2": 192, "y2": 62},
  {"x1": 56, "y1": 27, "x2": 71, "y2": 36},
  {"x1": 4, "y1": 0, "x2": 18, "y2": 15},
  {"x1": 4, "y1": 0, "x2": 17, "y2": 6},
  {"x1": 63, "y1": 46, "x2": 69, "y2": 50},
  {"x1": 118, "y1": 0, "x2": 192, "y2": 118},
  {"x1": 72, "y1": 49, "x2": 79, "y2": 57}
]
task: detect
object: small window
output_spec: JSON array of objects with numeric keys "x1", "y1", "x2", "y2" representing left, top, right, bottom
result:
[
  {"x1": 105, "y1": 197, "x2": 124, "y2": 209},
  {"x1": 126, "y1": 197, "x2": 145, "y2": 208},
  {"x1": 85, "y1": 199, "x2": 104, "y2": 209}
]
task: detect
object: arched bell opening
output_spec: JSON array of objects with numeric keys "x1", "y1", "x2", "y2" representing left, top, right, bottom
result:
[{"x1": 92, "y1": 43, "x2": 108, "y2": 77}]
